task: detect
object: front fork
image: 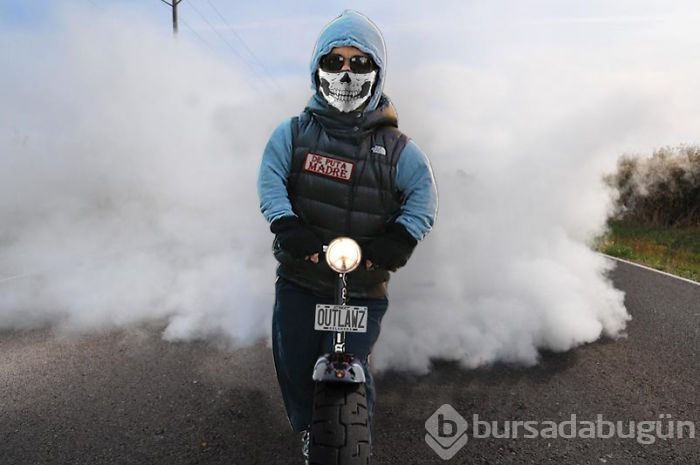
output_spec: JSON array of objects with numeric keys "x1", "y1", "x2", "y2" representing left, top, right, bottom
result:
[{"x1": 312, "y1": 272, "x2": 366, "y2": 384}]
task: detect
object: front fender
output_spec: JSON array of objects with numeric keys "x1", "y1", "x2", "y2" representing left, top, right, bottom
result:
[{"x1": 312, "y1": 353, "x2": 366, "y2": 383}]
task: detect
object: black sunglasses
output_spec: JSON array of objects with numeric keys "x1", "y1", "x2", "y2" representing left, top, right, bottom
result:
[{"x1": 320, "y1": 54, "x2": 375, "y2": 74}]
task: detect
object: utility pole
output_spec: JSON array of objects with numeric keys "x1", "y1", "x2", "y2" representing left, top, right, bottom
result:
[{"x1": 159, "y1": 0, "x2": 184, "y2": 36}]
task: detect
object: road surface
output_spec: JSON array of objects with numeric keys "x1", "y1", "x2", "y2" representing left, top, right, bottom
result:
[{"x1": 1, "y1": 260, "x2": 698, "y2": 464}]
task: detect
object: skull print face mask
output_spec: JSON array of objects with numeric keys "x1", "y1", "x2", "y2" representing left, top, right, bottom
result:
[{"x1": 317, "y1": 69, "x2": 377, "y2": 113}]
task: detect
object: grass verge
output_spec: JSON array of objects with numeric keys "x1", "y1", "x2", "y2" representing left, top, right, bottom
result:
[{"x1": 598, "y1": 220, "x2": 700, "y2": 283}]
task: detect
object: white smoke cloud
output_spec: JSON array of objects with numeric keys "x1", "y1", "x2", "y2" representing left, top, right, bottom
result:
[
  {"x1": 373, "y1": 8, "x2": 700, "y2": 370},
  {"x1": 2, "y1": 4, "x2": 698, "y2": 371},
  {"x1": 0, "y1": 5, "x2": 301, "y2": 346}
]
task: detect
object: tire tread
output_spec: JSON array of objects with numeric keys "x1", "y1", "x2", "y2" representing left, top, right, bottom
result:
[{"x1": 309, "y1": 383, "x2": 370, "y2": 465}]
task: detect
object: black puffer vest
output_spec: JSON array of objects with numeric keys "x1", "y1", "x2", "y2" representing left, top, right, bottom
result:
[{"x1": 274, "y1": 97, "x2": 408, "y2": 298}]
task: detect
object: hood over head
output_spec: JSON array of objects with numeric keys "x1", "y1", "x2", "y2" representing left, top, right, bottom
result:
[{"x1": 309, "y1": 10, "x2": 387, "y2": 113}]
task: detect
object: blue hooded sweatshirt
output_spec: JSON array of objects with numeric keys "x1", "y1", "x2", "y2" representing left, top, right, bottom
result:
[{"x1": 257, "y1": 10, "x2": 437, "y2": 241}]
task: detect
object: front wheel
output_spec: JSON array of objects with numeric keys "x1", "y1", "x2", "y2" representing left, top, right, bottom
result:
[{"x1": 309, "y1": 382, "x2": 371, "y2": 465}]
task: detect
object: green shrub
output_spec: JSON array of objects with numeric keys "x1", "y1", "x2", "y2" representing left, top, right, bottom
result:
[
  {"x1": 602, "y1": 243, "x2": 634, "y2": 259},
  {"x1": 606, "y1": 145, "x2": 700, "y2": 227}
]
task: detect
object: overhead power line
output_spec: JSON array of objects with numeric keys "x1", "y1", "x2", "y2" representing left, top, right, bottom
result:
[
  {"x1": 203, "y1": 0, "x2": 276, "y2": 83},
  {"x1": 184, "y1": 0, "x2": 280, "y2": 92},
  {"x1": 180, "y1": 17, "x2": 217, "y2": 52},
  {"x1": 185, "y1": 1, "x2": 247, "y2": 63},
  {"x1": 155, "y1": 0, "x2": 279, "y2": 94}
]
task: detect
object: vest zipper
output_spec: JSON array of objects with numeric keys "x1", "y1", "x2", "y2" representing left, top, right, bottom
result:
[{"x1": 345, "y1": 137, "x2": 371, "y2": 236}]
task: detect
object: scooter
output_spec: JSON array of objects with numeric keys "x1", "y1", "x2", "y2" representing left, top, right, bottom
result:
[{"x1": 308, "y1": 237, "x2": 371, "y2": 465}]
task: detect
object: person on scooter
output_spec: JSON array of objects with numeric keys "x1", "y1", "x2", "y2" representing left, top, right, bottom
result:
[{"x1": 257, "y1": 9, "x2": 438, "y2": 462}]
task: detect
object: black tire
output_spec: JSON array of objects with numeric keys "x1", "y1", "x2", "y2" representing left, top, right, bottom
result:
[{"x1": 309, "y1": 382, "x2": 371, "y2": 465}]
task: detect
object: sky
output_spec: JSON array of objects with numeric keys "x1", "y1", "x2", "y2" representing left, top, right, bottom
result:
[
  {"x1": 5, "y1": 1, "x2": 700, "y2": 81},
  {"x1": 1, "y1": 1, "x2": 699, "y2": 371}
]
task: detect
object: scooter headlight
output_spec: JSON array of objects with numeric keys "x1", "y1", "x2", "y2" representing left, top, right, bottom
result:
[{"x1": 325, "y1": 237, "x2": 362, "y2": 273}]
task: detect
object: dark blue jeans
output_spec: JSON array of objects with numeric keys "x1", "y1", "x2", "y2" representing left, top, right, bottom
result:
[{"x1": 272, "y1": 277, "x2": 388, "y2": 432}]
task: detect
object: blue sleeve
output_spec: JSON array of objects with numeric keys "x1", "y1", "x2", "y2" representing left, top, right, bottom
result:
[
  {"x1": 394, "y1": 140, "x2": 438, "y2": 241},
  {"x1": 257, "y1": 119, "x2": 296, "y2": 223}
]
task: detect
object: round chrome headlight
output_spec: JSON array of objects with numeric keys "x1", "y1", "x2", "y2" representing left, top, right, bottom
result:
[{"x1": 325, "y1": 237, "x2": 362, "y2": 273}]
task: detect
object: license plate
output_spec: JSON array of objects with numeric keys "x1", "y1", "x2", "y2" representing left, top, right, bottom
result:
[{"x1": 314, "y1": 304, "x2": 368, "y2": 333}]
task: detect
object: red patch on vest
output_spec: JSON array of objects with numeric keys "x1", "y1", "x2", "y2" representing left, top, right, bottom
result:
[{"x1": 303, "y1": 153, "x2": 354, "y2": 181}]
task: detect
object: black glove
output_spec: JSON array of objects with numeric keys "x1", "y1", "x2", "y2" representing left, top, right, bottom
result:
[
  {"x1": 363, "y1": 223, "x2": 417, "y2": 271},
  {"x1": 270, "y1": 216, "x2": 323, "y2": 259}
]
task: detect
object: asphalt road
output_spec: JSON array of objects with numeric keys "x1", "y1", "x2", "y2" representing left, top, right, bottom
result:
[{"x1": 1, "y1": 260, "x2": 698, "y2": 465}]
